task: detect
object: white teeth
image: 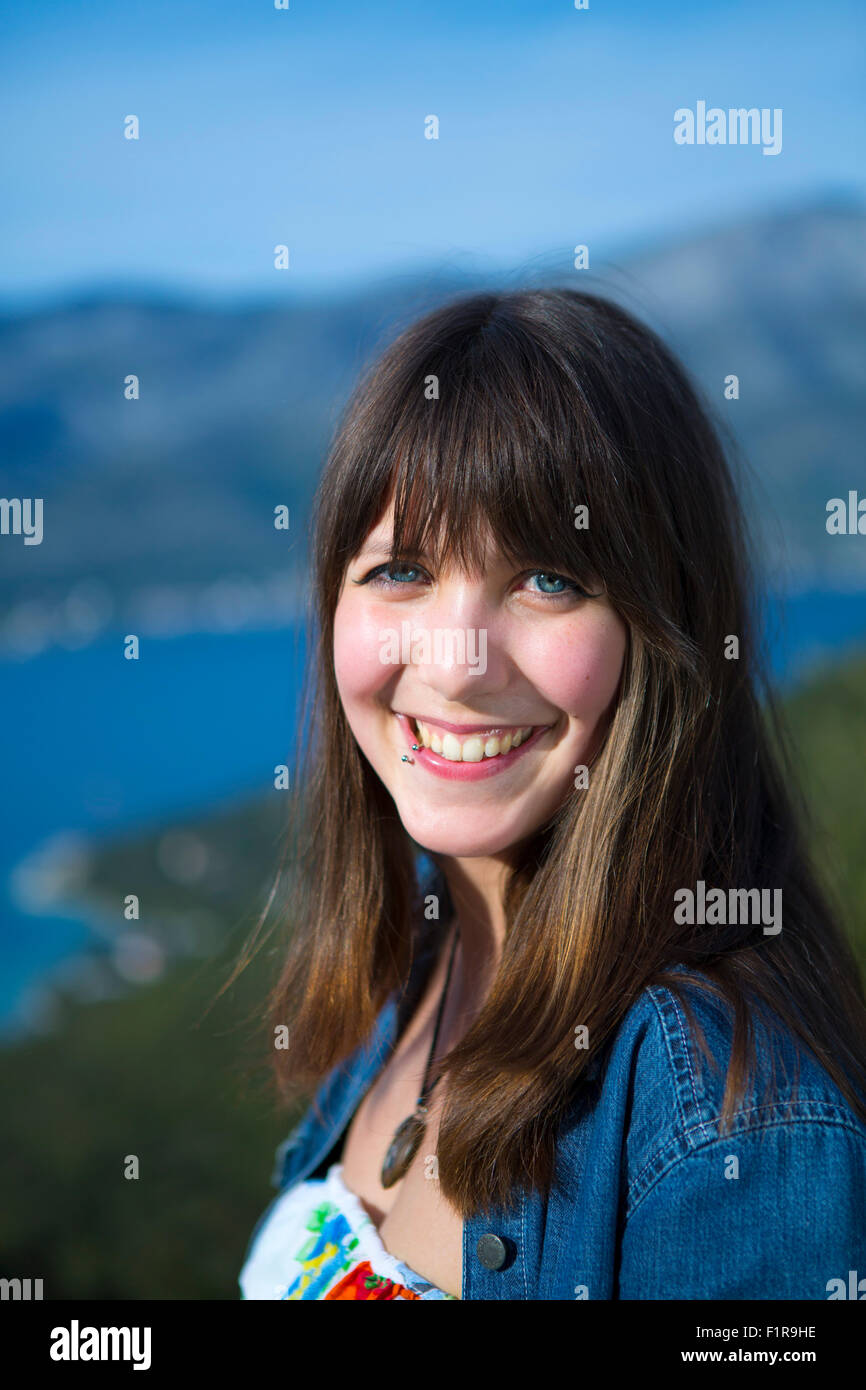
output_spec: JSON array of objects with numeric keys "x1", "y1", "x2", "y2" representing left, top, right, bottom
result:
[
  {"x1": 441, "y1": 733, "x2": 462, "y2": 761},
  {"x1": 412, "y1": 720, "x2": 536, "y2": 761},
  {"x1": 461, "y1": 736, "x2": 485, "y2": 762}
]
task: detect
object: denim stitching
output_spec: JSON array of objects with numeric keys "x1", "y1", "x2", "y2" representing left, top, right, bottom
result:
[
  {"x1": 627, "y1": 1093, "x2": 859, "y2": 1206},
  {"x1": 647, "y1": 986, "x2": 714, "y2": 1142},
  {"x1": 626, "y1": 1106, "x2": 866, "y2": 1219},
  {"x1": 665, "y1": 988, "x2": 716, "y2": 1144},
  {"x1": 645, "y1": 988, "x2": 690, "y2": 1135}
]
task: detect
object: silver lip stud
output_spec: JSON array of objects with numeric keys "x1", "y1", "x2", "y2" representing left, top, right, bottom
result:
[{"x1": 401, "y1": 754, "x2": 412, "y2": 762}]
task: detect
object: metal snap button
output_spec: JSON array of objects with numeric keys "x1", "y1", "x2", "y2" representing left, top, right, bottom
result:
[{"x1": 476, "y1": 1233, "x2": 508, "y2": 1270}]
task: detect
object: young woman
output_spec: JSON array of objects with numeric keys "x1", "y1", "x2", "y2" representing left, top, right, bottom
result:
[{"x1": 239, "y1": 288, "x2": 866, "y2": 1301}]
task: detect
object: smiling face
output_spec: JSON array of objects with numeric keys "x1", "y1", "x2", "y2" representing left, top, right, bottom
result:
[{"x1": 332, "y1": 501, "x2": 629, "y2": 860}]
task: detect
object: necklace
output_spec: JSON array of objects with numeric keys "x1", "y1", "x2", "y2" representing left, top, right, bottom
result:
[{"x1": 380, "y1": 923, "x2": 460, "y2": 1190}]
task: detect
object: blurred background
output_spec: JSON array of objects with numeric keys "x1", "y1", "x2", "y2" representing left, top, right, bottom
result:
[{"x1": 1, "y1": 0, "x2": 864, "y2": 1298}]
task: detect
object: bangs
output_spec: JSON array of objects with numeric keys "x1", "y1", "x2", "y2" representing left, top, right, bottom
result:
[{"x1": 328, "y1": 302, "x2": 624, "y2": 597}]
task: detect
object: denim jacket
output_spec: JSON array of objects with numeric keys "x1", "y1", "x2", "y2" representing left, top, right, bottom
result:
[{"x1": 244, "y1": 945, "x2": 866, "y2": 1300}]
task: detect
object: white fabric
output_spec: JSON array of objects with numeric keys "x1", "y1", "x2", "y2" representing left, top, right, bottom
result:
[{"x1": 240, "y1": 1162, "x2": 455, "y2": 1300}]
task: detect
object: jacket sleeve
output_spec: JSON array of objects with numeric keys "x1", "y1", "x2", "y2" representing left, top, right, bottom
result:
[{"x1": 617, "y1": 1117, "x2": 866, "y2": 1299}]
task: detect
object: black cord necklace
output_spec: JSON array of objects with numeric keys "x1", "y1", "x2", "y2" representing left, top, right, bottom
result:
[{"x1": 380, "y1": 923, "x2": 460, "y2": 1190}]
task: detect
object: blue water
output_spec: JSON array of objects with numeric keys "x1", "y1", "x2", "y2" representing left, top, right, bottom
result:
[
  {"x1": 1, "y1": 591, "x2": 864, "y2": 1028},
  {"x1": 0, "y1": 625, "x2": 307, "y2": 1027}
]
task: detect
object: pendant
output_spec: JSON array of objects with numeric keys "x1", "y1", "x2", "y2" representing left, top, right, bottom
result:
[{"x1": 380, "y1": 1108, "x2": 427, "y2": 1189}]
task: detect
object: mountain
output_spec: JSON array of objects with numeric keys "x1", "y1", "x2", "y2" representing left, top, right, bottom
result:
[{"x1": 1, "y1": 196, "x2": 864, "y2": 652}]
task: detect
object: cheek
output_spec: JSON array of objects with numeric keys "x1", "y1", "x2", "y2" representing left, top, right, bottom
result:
[
  {"x1": 333, "y1": 596, "x2": 391, "y2": 711},
  {"x1": 521, "y1": 612, "x2": 627, "y2": 723}
]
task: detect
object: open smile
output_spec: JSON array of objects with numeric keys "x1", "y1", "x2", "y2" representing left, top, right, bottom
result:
[{"x1": 393, "y1": 712, "x2": 552, "y2": 781}]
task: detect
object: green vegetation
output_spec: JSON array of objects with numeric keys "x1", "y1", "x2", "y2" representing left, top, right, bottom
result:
[
  {"x1": 782, "y1": 653, "x2": 866, "y2": 966},
  {"x1": 1, "y1": 654, "x2": 864, "y2": 1298},
  {"x1": 0, "y1": 797, "x2": 302, "y2": 1300}
]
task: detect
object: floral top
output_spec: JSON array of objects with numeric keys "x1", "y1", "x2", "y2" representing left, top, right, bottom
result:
[{"x1": 239, "y1": 1163, "x2": 457, "y2": 1300}]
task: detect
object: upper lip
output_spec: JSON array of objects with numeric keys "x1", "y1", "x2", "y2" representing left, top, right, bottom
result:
[{"x1": 396, "y1": 712, "x2": 547, "y2": 735}]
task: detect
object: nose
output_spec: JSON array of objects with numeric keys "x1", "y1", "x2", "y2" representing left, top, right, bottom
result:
[{"x1": 406, "y1": 581, "x2": 511, "y2": 705}]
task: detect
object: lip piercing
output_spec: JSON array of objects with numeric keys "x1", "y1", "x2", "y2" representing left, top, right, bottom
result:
[{"x1": 401, "y1": 743, "x2": 420, "y2": 764}]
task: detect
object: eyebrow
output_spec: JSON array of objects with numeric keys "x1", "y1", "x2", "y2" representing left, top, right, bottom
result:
[
  {"x1": 355, "y1": 533, "x2": 427, "y2": 559},
  {"x1": 353, "y1": 539, "x2": 394, "y2": 562}
]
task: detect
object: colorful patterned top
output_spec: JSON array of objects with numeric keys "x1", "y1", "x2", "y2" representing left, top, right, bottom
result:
[{"x1": 239, "y1": 1163, "x2": 457, "y2": 1300}]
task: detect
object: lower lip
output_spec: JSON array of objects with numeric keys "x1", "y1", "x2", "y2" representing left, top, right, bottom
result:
[{"x1": 394, "y1": 713, "x2": 550, "y2": 782}]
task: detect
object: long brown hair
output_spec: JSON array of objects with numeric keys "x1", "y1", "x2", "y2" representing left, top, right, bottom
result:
[{"x1": 252, "y1": 288, "x2": 866, "y2": 1216}]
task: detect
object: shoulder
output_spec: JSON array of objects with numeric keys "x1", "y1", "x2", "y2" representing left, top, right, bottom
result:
[
  {"x1": 610, "y1": 968, "x2": 866, "y2": 1206},
  {"x1": 598, "y1": 969, "x2": 866, "y2": 1297}
]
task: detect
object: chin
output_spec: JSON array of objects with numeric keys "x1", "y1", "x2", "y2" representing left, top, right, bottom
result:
[
  {"x1": 394, "y1": 804, "x2": 530, "y2": 859},
  {"x1": 413, "y1": 833, "x2": 518, "y2": 858}
]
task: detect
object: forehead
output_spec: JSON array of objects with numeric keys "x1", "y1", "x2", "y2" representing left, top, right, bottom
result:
[{"x1": 357, "y1": 509, "x2": 504, "y2": 567}]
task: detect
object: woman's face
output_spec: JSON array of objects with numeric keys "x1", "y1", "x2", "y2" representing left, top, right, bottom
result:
[{"x1": 333, "y1": 503, "x2": 628, "y2": 858}]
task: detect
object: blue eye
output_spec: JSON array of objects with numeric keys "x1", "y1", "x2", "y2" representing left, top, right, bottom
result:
[
  {"x1": 526, "y1": 571, "x2": 586, "y2": 597},
  {"x1": 351, "y1": 561, "x2": 596, "y2": 598},
  {"x1": 356, "y1": 561, "x2": 427, "y2": 588}
]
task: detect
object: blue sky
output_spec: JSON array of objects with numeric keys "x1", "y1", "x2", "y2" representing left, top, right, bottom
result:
[{"x1": 1, "y1": 0, "x2": 863, "y2": 306}]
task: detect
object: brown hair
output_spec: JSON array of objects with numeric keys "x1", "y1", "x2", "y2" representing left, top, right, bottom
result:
[{"x1": 243, "y1": 288, "x2": 866, "y2": 1217}]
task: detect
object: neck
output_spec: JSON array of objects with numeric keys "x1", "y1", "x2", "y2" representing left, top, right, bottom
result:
[{"x1": 434, "y1": 853, "x2": 512, "y2": 1010}]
